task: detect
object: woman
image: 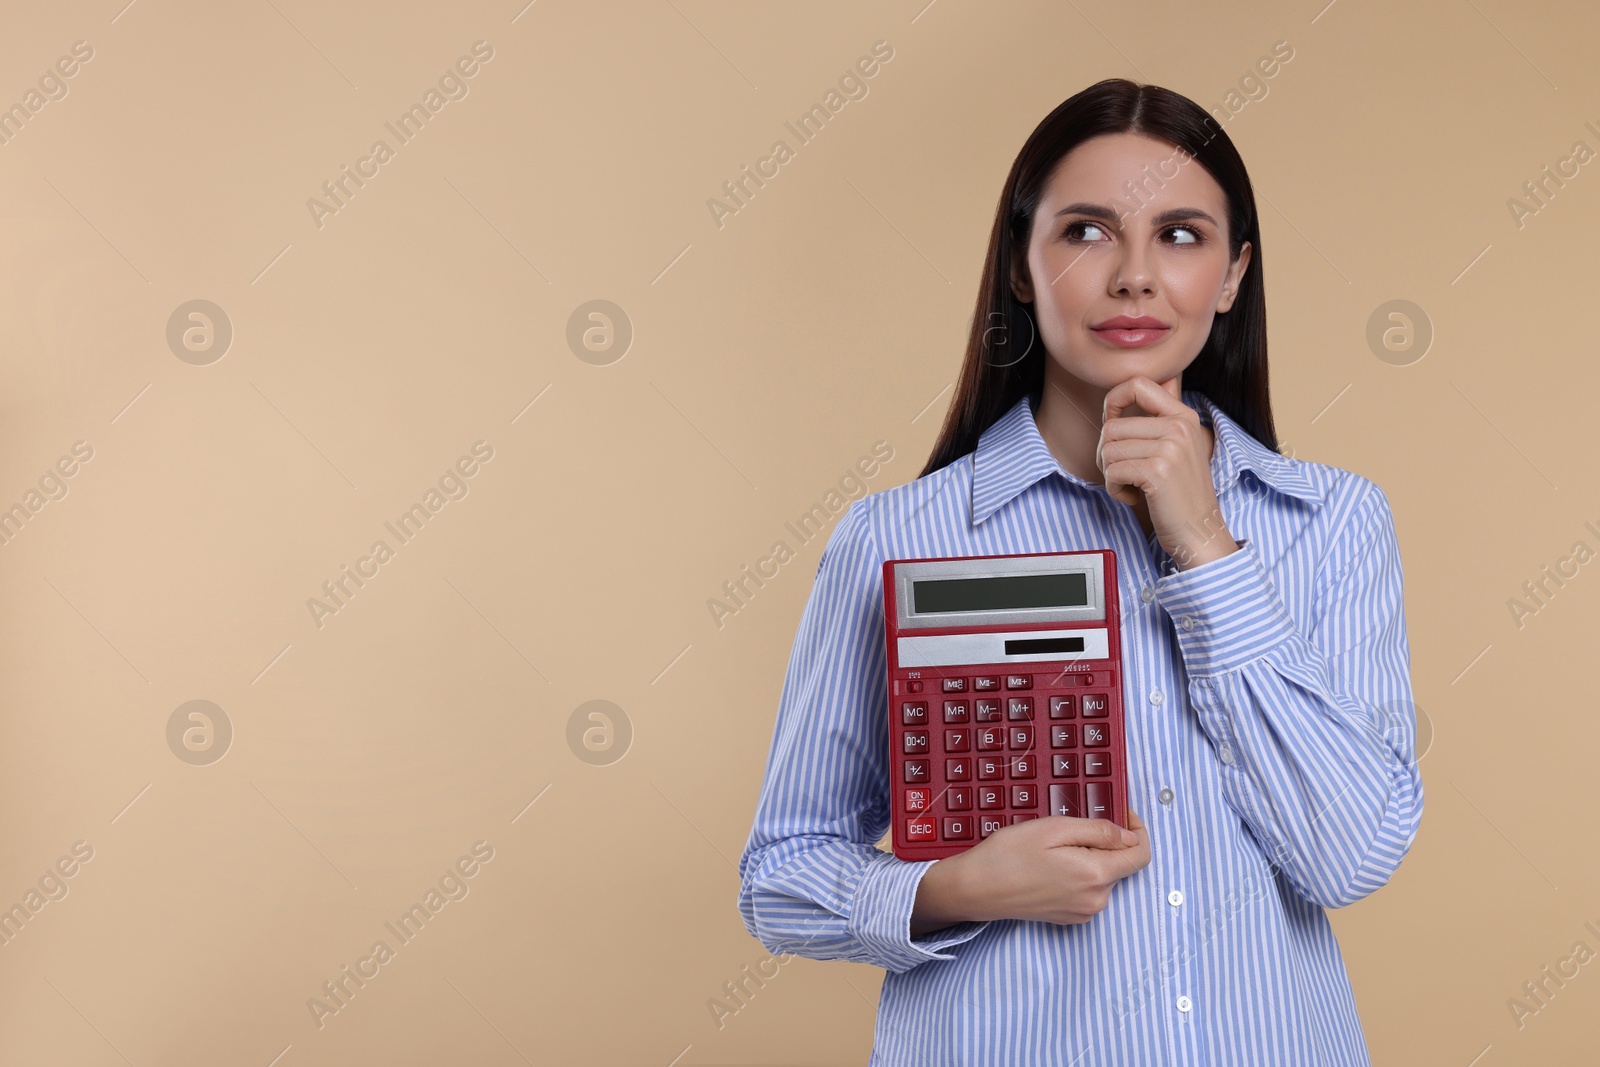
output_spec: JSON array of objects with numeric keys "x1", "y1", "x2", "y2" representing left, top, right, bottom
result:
[{"x1": 738, "y1": 78, "x2": 1422, "y2": 1066}]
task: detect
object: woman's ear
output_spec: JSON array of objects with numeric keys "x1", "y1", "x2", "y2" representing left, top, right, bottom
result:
[
  {"x1": 1009, "y1": 252, "x2": 1034, "y2": 304},
  {"x1": 1216, "y1": 241, "x2": 1252, "y2": 313}
]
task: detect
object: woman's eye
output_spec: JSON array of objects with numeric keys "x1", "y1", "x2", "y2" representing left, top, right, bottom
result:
[{"x1": 1062, "y1": 221, "x2": 1205, "y2": 245}]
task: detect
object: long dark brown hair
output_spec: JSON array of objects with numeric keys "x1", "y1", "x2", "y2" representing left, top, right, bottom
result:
[{"x1": 919, "y1": 77, "x2": 1276, "y2": 478}]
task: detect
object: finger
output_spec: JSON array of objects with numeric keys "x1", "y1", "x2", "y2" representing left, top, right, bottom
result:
[
  {"x1": 1099, "y1": 438, "x2": 1168, "y2": 467},
  {"x1": 1083, "y1": 844, "x2": 1145, "y2": 887},
  {"x1": 1097, "y1": 426, "x2": 1176, "y2": 484},
  {"x1": 1041, "y1": 815, "x2": 1136, "y2": 850},
  {"x1": 1109, "y1": 840, "x2": 1153, "y2": 878},
  {"x1": 1125, "y1": 807, "x2": 1146, "y2": 832},
  {"x1": 1103, "y1": 375, "x2": 1186, "y2": 424},
  {"x1": 1102, "y1": 415, "x2": 1177, "y2": 442},
  {"x1": 1099, "y1": 376, "x2": 1155, "y2": 424},
  {"x1": 1102, "y1": 459, "x2": 1161, "y2": 498}
]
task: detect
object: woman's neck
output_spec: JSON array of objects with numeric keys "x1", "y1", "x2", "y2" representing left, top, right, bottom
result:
[{"x1": 1032, "y1": 372, "x2": 1116, "y2": 486}]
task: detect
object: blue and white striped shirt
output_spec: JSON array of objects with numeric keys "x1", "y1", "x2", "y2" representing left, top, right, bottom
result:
[{"x1": 738, "y1": 388, "x2": 1422, "y2": 1066}]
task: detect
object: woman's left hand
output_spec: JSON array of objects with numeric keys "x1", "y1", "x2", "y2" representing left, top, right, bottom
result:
[{"x1": 1097, "y1": 375, "x2": 1239, "y2": 571}]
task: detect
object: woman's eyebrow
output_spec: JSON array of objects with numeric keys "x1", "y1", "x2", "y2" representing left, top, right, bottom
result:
[{"x1": 1052, "y1": 202, "x2": 1219, "y2": 228}]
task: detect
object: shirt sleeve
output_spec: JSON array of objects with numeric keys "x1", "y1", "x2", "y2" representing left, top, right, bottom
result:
[
  {"x1": 1152, "y1": 479, "x2": 1423, "y2": 909},
  {"x1": 737, "y1": 496, "x2": 991, "y2": 973}
]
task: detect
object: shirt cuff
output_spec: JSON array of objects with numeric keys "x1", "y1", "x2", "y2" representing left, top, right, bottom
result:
[
  {"x1": 1154, "y1": 538, "x2": 1297, "y2": 677},
  {"x1": 848, "y1": 850, "x2": 988, "y2": 973}
]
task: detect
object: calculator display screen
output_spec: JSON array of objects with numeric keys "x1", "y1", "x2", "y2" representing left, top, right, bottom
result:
[{"x1": 912, "y1": 571, "x2": 1088, "y2": 615}]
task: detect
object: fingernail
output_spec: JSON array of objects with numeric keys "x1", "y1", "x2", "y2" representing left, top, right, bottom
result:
[{"x1": 1120, "y1": 828, "x2": 1138, "y2": 845}]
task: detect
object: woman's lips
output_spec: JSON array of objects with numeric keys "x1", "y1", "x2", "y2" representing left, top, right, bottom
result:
[{"x1": 1091, "y1": 326, "x2": 1170, "y2": 348}]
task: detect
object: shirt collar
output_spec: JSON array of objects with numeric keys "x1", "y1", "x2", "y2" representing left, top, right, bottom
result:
[{"x1": 969, "y1": 387, "x2": 1323, "y2": 526}]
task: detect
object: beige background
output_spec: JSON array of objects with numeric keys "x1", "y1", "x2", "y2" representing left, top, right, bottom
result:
[{"x1": 0, "y1": 0, "x2": 1596, "y2": 1063}]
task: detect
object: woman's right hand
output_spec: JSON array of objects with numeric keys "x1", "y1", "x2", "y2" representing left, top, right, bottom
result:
[{"x1": 910, "y1": 809, "x2": 1151, "y2": 934}]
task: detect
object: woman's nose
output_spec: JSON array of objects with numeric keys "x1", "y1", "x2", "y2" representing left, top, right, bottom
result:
[{"x1": 1111, "y1": 242, "x2": 1156, "y2": 296}]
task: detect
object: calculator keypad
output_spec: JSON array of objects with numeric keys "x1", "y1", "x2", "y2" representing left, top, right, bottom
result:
[{"x1": 896, "y1": 670, "x2": 1119, "y2": 849}]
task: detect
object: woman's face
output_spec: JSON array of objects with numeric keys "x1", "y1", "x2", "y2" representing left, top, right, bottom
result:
[{"x1": 1010, "y1": 131, "x2": 1252, "y2": 396}]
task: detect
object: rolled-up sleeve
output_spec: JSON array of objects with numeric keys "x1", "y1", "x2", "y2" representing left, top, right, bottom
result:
[
  {"x1": 738, "y1": 497, "x2": 989, "y2": 973},
  {"x1": 1153, "y1": 480, "x2": 1423, "y2": 909}
]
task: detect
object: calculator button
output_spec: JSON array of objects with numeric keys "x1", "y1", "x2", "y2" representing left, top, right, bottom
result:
[
  {"x1": 1007, "y1": 697, "x2": 1034, "y2": 720},
  {"x1": 1085, "y1": 782, "x2": 1114, "y2": 820},
  {"x1": 946, "y1": 786, "x2": 973, "y2": 811},
  {"x1": 905, "y1": 788, "x2": 930, "y2": 812},
  {"x1": 977, "y1": 785, "x2": 1005, "y2": 810},
  {"x1": 906, "y1": 817, "x2": 937, "y2": 840},
  {"x1": 942, "y1": 677, "x2": 968, "y2": 693},
  {"x1": 1009, "y1": 813, "x2": 1039, "y2": 825},
  {"x1": 944, "y1": 729, "x2": 970, "y2": 752},
  {"x1": 976, "y1": 727, "x2": 1006, "y2": 751},
  {"x1": 906, "y1": 679, "x2": 924, "y2": 694},
  {"x1": 974, "y1": 675, "x2": 1001, "y2": 691},
  {"x1": 1009, "y1": 754, "x2": 1037, "y2": 778},
  {"x1": 1051, "y1": 724, "x2": 1078, "y2": 748},
  {"x1": 904, "y1": 760, "x2": 930, "y2": 783},
  {"x1": 1010, "y1": 785, "x2": 1038, "y2": 808},
  {"x1": 1084, "y1": 753, "x2": 1111, "y2": 776},
  {"x1": 1008, "y1": 726, "x2": 1034, "y2": 750},
  {"x1": 976, "y1": 756, "x2": 1004, "y2": 780},
  {"x1": 1005, "y1": 674, "x2": 1033, "y2": 689},
  {"x1": 1049, "y1": 783, "x2": 1082, "y2": 818},
  {"x1": 943, "y1": 700, "x2": 970, "y2": 723},
  {"x1": 979, "y1": 814, "x2": 1007, "y2": 837},
  {"x1": 902, "y1": 702, "x2": 929, "y2": 725},
  {"x1": 1082, "y1": 723, "x2": 1109, "y2": 747},
  {"x1": 1082, "y1": 693, "x2": 1109, "y2": 717},
  {"x1": 1049, "y1": 695, "x2": 1077, "y2": 719},
  {"x1": 945, "y1": 758, "x2": 971, "y2": 781},
  {"x1": 903, "y1": 731, "x2": 930, "y2": 754},
  {"x1": 942, "y1": 816, "x2": 974, "y2": 840},
  {"x1": 975, "y1": 698, "x2": 1004, "y2": 722},
  {"x1": 1052, "y1": 753, "x2": 1079, "y2": 777}
]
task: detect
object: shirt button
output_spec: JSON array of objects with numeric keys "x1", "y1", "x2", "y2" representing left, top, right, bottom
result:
[
  {"x1": 1176, "y1": 994, "x2": 1192, "y2": 1013},
  {"x1": 1218, "y1": 743, "x2": 1235, "y2": 765},
  {"x1": 1158, "y1": 787, "x2": 1174, "y2": 805},
  {"x1": 1168, "y1": 889, "x2": 1184, "y2": 907},
  {"x1": 1180, "y1": 615, "x2": 1196, "y2": 631},
  {"x1": 1140, "y1": 586, "x2": 1155, "y2": 604},
  {"x1": 1149, "y1": 688, "x2": 1164, "y2": 706}
]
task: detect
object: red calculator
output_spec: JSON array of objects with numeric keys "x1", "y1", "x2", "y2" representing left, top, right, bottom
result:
[{"x1": 882, "y1": 549, "x2": 1129, "y2": 861}]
